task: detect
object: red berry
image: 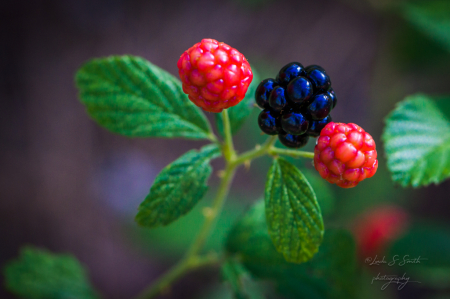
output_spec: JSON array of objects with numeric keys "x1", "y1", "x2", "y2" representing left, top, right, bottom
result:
[
  {"x1": 313, "y1": 122, "x2": 378, "y2": 188},
  {"x1": 177, "y1": 39, "x2": 253, "y2": 113},
  {"x1": 352, "y1": 205, "x2": 409, "y2": 259}
]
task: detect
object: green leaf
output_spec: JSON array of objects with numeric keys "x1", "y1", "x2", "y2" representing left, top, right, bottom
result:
[
  {"x1": 3, "y1": 246, "x2": 100, "y2": 299},
  {"x1": 382, "y1": 94, "x2": 450, "y2": 187},
  {"x1": 215, "y1": 69, "x2": 259, "y2": 136},
  {"x1": 302, "y1": 169, "x2": 335, "y2": 217},
  {"x1": 264, "y1": 158, "x2": 324, "y2": 263},
  {"x1": 226, "y1": 200, "x2": 357, "y2": 299},
  {"x1": 75, "y1": 55, "x2": 212, "y2": 140},
  {"x1": 402, "y1": 0, "x2": 450, "y2": 52},
  {"x1": 135, "y1": 144, "x2": 221, "y2": 228}
]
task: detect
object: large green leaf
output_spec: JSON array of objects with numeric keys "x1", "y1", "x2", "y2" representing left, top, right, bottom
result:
[
  {"x1": 3, "y1": 247, "x2": 100, "y2": 299},
  {"x1": 302, "y1": 169, "x2": 335, "y2": 217},
  {"x1": 215, "y1": 69, "x2": 259, "y2": 136},
  {"x1": 265, "y1": 158, "x2": 324, "y2": 263},
  {"x1": 135, "y1": 144, "x2": 221, "y2": 228},
  {"x1": 382, "y1": 94, "x2": 450, "y2": 187},
  {"x1": 226, "y1": 200, "x2": 357, "y2": 299},
  {"x1": 76, "y1": 55, "x2": 212, "y2": 139},
  {"x1": 402, "y1": 0, "x2": 450, "y2": 52}
]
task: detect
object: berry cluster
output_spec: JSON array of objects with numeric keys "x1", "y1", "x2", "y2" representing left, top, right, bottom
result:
[
  {"x1": 177, "y1": 39, "x2": 253, "y2": 113},
  {"x1": 255, "y1": 62, "x2": 336, "y2": 148}
]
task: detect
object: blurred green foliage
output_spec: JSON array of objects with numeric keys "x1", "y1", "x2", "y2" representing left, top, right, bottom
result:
[
  {"x1": 226, "y1": 200, "x2": 358, "y2": 299},
  {"x1": 3, "y1": 247, "x2": 99, "y2": 299}
]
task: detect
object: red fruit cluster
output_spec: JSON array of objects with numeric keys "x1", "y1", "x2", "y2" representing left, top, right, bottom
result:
[
  {"x1": 314, "y1": 122, "x2": 378, "y2": 188},
  {"x1": 177, "y1": 39, "x2": 253, "y2": 113}
]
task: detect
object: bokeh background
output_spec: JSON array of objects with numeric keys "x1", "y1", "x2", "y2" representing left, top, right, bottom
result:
[{"x1": 1, "y1": 0, "x2": 450, "y2": 298}]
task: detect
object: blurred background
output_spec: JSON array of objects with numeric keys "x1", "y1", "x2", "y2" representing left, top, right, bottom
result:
[{"x1": 1, "y1": 0, "x2": 450, "y2": 298}]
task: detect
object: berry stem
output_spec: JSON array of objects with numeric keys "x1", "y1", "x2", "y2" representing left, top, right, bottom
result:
[
  {"x1": 221, "y1": 109, "x2": 237, "y2": 161},
  {"x1": 230, "y1": 136, "x2": 277, "y2": 167},
  {"x1": 268, "y1": 147, "x2": 315, "y2": 159}
]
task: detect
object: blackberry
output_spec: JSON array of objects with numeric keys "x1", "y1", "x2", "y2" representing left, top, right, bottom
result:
[
  {"x1": 279, "y1": 132, "x2": 309, "y2": 148},
  {"x1": 286, "y1": 77, "x2": 313, "y2": 107},
  {"x1": 258, "y1": 109, "x2": 281, "y2": 135},
  {"x1": 307, "y1": 115, "x2": 332, "y2": 137},
  {"x1": 281, "y1": 111, "x2": 309, "y2": 135},
  {"x1": 255, "y1": 62, "x2": 337, "y2": 147},
  {"x1": 269, "y1": 86, "x2": 288, "y2": 112},
  {"x1": 255, "y1": 78, "x2": 278, "y2": 109},
  {"x1": 305, "y1": 65, "x2": 331, "y2": 92},
  {"x1": 307, "y1": 93, "x2": 332, "y2": 120},
  {"x1": 276, "y1": 62, "x2": 306, "y2": 86}
]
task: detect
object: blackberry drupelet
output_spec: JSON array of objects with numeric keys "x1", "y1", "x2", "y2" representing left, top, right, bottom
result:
[{"x1": 258, "y1": 109, "x2": 281, "y2": 135}]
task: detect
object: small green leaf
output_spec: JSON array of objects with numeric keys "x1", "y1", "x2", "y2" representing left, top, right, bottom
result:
[
  {"x1": 226, "y1": 200, "x2": 357, "y2": 299},
  {"x1": 3, "y1": 246, "x2": 100, "y2": 299},
  {"x1": 76, "y1": 55, "x2": 212, "y2": 139},
  {"x1": 135, "y1": 144, "x2": 221, "y2": 228},
  {"x1": 215, "y1": 69, "x2": 259, "y2": 136},
  {"x1": 265, "y1": 158, "x2": 324, "y2": 263},
  {"x1": 402, "y1": 0, "x2": 450, "y2": 52},
  {"x1": 383, "y1": 94, "x2": 450, "y2": 187}
]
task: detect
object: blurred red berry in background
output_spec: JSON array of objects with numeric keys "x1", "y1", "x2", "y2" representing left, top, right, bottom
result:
[{"x1": 352, "y1": 205, "x2": 409, "y2": 260}]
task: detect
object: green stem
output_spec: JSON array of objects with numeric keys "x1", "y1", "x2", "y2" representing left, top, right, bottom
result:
[
  {"x1": 230, "y1": 136, "x2": 277, "y2": 167},
  {"x1": 221, "y1": 109, "x2": 236, "y2": 161},
  {"x1": 186, "y1": 163, "x2": 236, "y2": 257},
  {"x1": 268, "y1": 147, "x2": 315, "y2": 159}
]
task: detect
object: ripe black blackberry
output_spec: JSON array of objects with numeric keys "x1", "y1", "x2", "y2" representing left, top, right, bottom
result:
[{"x1": 255, "y1": 62, "x2": 335, "y2": 148}]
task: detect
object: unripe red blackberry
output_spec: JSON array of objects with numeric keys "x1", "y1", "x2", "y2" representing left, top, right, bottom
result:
[
  {"x1": 314, "y1": 122, "x2": 378, "y2": 188},
  {"x1": 177, "y1": 39, "x2": 253, "y2": 113}
]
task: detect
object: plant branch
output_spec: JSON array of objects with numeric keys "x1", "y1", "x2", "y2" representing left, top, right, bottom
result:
[
  {"x1": 230, "y1": 136, "x2": 277, "y2": 167},
  {"x1": 268, "y1": 147, "x2": 315, "y2": 159},
  {"x1": 221, "y1": 109, "x2": 237, "y2": 161},
  {"x1": 186, "y1": 164, "x2": 236, "y2": 257}
]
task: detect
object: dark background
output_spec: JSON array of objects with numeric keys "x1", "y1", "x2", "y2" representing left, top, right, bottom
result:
[{"x1": 1, "y1": 0, "x2": 450, "y2": 298}]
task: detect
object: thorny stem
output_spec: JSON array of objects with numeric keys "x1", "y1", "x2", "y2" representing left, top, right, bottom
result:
[{"x1": 135, "y1": 113, "x2": 314, "y2": 299}]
